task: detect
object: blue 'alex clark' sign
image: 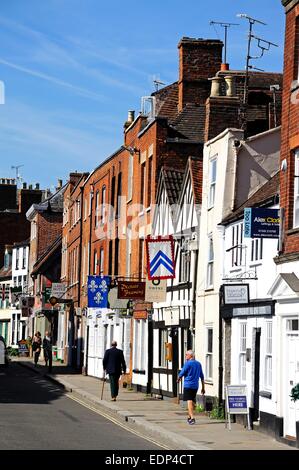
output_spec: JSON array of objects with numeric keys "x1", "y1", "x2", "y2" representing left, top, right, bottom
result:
[{"x1": 244, "y1": 208, "x2": 280, "y2": 239}]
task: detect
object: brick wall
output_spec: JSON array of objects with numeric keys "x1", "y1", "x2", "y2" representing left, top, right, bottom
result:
[
  {"x1": 278, "y1": 1, "x2": 299, "y2": 256},
  {"x1": 178, "y1": 38, "x2": 223, "y2": 111}
]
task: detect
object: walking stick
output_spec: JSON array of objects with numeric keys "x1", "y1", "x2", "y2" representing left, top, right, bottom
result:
[{"x1": 101, "y1": 374, "x2": 106, "y2": 400}]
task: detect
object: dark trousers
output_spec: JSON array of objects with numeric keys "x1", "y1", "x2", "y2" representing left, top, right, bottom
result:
[
  {"x1": 34, "y1": 350, "x2": 40, "y2": 365},
  {"x1": 109, "y1": 374, "x2": 120, "y2": 398},
  {"x1": 44, "y1": 349, "x2": 53, "y2": 373}
]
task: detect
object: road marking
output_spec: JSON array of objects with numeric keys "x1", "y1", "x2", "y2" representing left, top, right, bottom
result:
[{"x1": 66, "y1": 393, "x2": 170, "y2": 450}]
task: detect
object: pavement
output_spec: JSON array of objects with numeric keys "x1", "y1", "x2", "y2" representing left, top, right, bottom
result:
[{"x1": 13, "y1": 356, "x2": 295, "y2": 451}]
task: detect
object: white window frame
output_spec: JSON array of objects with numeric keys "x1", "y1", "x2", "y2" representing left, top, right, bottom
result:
[
  {"x1": 264, "y1": 321, "x2": 272, "y2": 390},
  {"x1": 205, "y1": 326, "x2": 213, "y2": 381},
  {"x1": 208, "y1": 158, "x2": 217, "y2": 209},
  {"x1": 293, "y1": 149, "x2": 299, "y2": 228},
  {"x1": 206, "y1": 235, "x2": 214, "y2": 288},
  {"x1": 239, "y1": 322, "x2": 247, "y2": 384},
  {"x1": 231, "y1": 223, "x2": 243, "y2": 267},
  {"x1": 251, "y1": 238, "x2": 263, "y2": 263},
  {"x1": 159, "y1": 329, "x2": 168, "y2": 368}
]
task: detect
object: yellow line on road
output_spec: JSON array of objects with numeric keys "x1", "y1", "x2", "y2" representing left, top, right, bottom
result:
[{"x1": 66, "y1": 393, "x2": 170, "y2": 450}]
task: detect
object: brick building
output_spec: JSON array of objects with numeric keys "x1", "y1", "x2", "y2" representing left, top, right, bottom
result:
[
  {"x1": 268, "y1": 0, "x2": 299, "y2": 445},
  {"x1": 64, "y1": 36, "x2": 283, "y2": 388},
  {"x1": 26, "y1": 183, "x2": 66, "y2": 346},
  {"x1": 0, "y1": 179, "x2": 43, "y2": 268}
]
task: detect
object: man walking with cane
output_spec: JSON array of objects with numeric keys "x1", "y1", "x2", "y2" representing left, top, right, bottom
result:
[
  {"x1": 177, "y1": 350, "x2": 205, "y2": 425},
  {"x1": 103, "y1": 340, "x2": 126, "y2": 401}
]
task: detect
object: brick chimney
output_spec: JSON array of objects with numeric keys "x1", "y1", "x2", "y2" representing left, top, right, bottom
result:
[{"x1": 178, "y1": 37, "x2": 223, "y2": 112}]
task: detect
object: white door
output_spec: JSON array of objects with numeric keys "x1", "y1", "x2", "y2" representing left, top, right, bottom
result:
[{"x1": 285, "y1": 330, "x2": 299, "y2": 438}]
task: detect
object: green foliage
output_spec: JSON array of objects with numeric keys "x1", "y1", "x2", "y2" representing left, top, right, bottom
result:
[
  {"x1": 290, "y1": 383, "x2": 299, "y2": 402},
  {"x1": 6, "y1": 347, "x2": 19, "y2": 357},
  {"x1": 195, "y1": 403, "x2": 205, "y2": 413},
  {"x1": 210, "y1": 398, "x2": 225, "y2": 420}
]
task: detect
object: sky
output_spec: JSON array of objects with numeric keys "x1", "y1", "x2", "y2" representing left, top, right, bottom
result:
[{"x1": 0, "y1": 0, "x2": 285, "y2": 190}]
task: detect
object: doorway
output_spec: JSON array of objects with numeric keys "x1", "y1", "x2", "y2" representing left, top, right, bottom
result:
[
  {"x1": 285, "y1": 320, "x2": 299, "y2": 438},
  {"x1": 252, "y1": 328, "x2": 261, "y2": 422}
]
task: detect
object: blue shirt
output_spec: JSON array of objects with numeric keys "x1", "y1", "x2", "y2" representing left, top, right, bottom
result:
[{"x1": 178, "y1": 359, "x2": 204, "y2": 390}]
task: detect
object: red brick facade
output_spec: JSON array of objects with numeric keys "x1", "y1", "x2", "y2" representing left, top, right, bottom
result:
[{"x1": 277, "y1": 0, "x2": 299, "y2": 259}]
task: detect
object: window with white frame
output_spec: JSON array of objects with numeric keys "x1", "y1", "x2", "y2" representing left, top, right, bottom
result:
[
  {"x1": 251, "y1": 238, "x2": 263, "y2": 262},
  {"x1": 100, "y1": 186, "x2": 106, "y2": 225},
  {"x1": 231, "y1": 223, "x2": 243, "y2": 267},
  {"x1": 159, "y1": 329, "x2": 168, "y2": 367},
  {"x1": 293, "y1": 149, "x2": 299, "y2": 228},
  {"x1": 179, "y1": 245, "x2": 191, "y2": 283},
  {"x1": 99, "y1": 248, "x2": 104, "y2": 275},
  {"x1": 208, "y1": 158, "x2": 217, "y2": 208},
  {"x1": 127, "y1": 154, "x2": 133, "y2": 202},
  {"x1": 22, "y1": 247, "x2": 27, "y2": 269},
  {"x1": 239, "y1": 322, "x2": 247, "y2": 383},
  {"x1": 206, "y1": 235, "x2": 214, "y2": 288},
  {"x1": 205, "y1": 327, "x2": 213, "y2": 381},
  {"x1": 15, "y1": 248, "x2": 20, "y2": 270},
  {"x1": 264, "y1": 321, "x2": 272, "y2": 390},
  {"x1": 94, "y1": 251, "x2": 98, "y2": 275}
]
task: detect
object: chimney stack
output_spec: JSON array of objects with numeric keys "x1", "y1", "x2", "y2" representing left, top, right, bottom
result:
[{"x1": 178, "y1": 37, "x2": 223, "y2": 111}]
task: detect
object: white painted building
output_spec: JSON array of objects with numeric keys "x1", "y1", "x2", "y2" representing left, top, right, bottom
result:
[
  {"x1": 151, "y1": 158, "x2": 201, "y2": 397},
  {"x1": 10, "y1": 241, "x2": 30, "y2": 345},
  {"x1": 221, "y1": 173, "x2": 280, "y2": 429},
  {"x1": 195, "y1": 126, "x2": 280, "y2": 407}
]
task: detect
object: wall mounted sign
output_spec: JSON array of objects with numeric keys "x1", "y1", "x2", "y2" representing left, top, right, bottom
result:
[
  {"x1": 223, "y1": 284, "x2": 249, "y2": 305},
  {"x1": 146, "y1": 236, "x2": 175, "y2": 280},
  {"x1": 88, "y1": 276, "x2": 110, "y2": 308},
  {"x1": 118, "y1": 281, "x2": 145, "y2": 300},
  {"x1": 244, "y1": 208, "x2": 280, "y2": 239},
  {"x1": 145, "y1": 279, "x2": 167, "y2": 302}
]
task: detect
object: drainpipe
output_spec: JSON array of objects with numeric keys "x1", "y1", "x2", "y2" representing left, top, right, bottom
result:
[{"x1": 218, "y1": 284, "x2": 224, "y2": 407}]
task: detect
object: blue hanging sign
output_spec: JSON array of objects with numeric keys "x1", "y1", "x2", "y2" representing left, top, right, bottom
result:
[
  {"x1": 244, "y1": 208, "x2": 280, "y2": 239},
  {"x1": 88, "y1": 276, "x2": 110, "y2": 308}
]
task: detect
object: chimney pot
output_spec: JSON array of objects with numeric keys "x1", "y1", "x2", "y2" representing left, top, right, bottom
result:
[
  {"x1": 57, "y1": 179, "x2": 63, "y2": 188},
  {"x1": 224, "y1": 75, "x2": 235, "y2": 97},
  {"x1": 221, "y1": 63, "x2": 229, "y2": 71},
  {"x1": 22, "y1": 182, "x2": 27, "y2": 189},
  {"x1": 210, "y1": 77, "x2": 222, "y2": 97},
  {"x1": 35, "y1": 183, "x2": 40, "y2": 190},
  {"x1": 128, "y1": 110, "x2": 135, "y2": 123},
  {"x1": 28, "y1": 184, "x2": 33, "y2": 190}
]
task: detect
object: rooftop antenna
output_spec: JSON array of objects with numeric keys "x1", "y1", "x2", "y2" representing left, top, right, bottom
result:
[
  {"x1": 11, "y1": 164, "x2": 24, "y2": 187},
  {"x1": 153, "y1": 78, "x2": 166, "y2": 92},
  {"x1": 237, "y1": 14, "x2": 278, "y2": 131},
  {"x1": 210, "y1": 21, "x2": 239, "y2": 65}
]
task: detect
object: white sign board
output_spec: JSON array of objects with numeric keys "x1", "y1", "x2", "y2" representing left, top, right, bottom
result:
[
  {"x1": 225, "y1": 385, "x2": 251, "y2": 431},
  {"x1": 51, "y1": 283, "x2": 67, "y2": 298},
  {"x1": 164, "y1": 307, "x2": 180, "y2": 326},
  {"x1": 223, "y1": 284, "x2": 249, "y2": 305},
  {"x1": 145, "y1": 279, "x2": 167, "y2": 302}
]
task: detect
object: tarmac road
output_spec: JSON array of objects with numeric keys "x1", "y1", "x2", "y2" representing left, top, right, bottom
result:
[{"x1": 0, "y1": 363, "x2": 162, "y2": 450}]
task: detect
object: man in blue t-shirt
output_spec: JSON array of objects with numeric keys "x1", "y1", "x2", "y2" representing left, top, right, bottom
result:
[{"x1": 177, "y1": 350, "x2": 205, "y2": 425}]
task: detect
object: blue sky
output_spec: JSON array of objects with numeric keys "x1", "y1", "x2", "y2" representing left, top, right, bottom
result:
[{"x1": 0, "y1": 0, "x2": 285, "y2": 190}]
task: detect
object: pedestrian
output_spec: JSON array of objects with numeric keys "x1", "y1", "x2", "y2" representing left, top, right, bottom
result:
[
  {"x1": 43, "y1": 331, "x2": 53, "y2": 373},
  {"x1": 103, "y1": 340, "x2": 126, "y2": 401},
  {"x1": 177, "y1": 350, "x2": 205, "y2": 425},
  {"x1": 32, "y1": 332, "x2": 42, "y2": 366}
]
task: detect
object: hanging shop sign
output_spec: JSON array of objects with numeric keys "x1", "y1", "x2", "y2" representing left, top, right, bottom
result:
[
  {"x1": 146, "y1": 236, "x2": 175, "y2": 280},
  {"x1": 145, "y1": 279, "x2": 167, "y2": 302},
  {"x1": 244, "y1": 208, "x2": 280, "y2": 239},
  {"x1": 108, "y1": 287, "x2": 128, "y2": 309},
  {"x1": 51, "y1": 283, "x2": 67, "y2": 299},
  {"x1": 88, "y1": 276, "x2": 111, "y2": 308},
  {"x1": 225, "y1": 385, "x2": 251, "y2": 431},
  {"x1": 118, "y1": 281, "x2": 145, "y2": 300},
  {"x1": 223, "y1": 284, "x2": 249, "y2": 305}
]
